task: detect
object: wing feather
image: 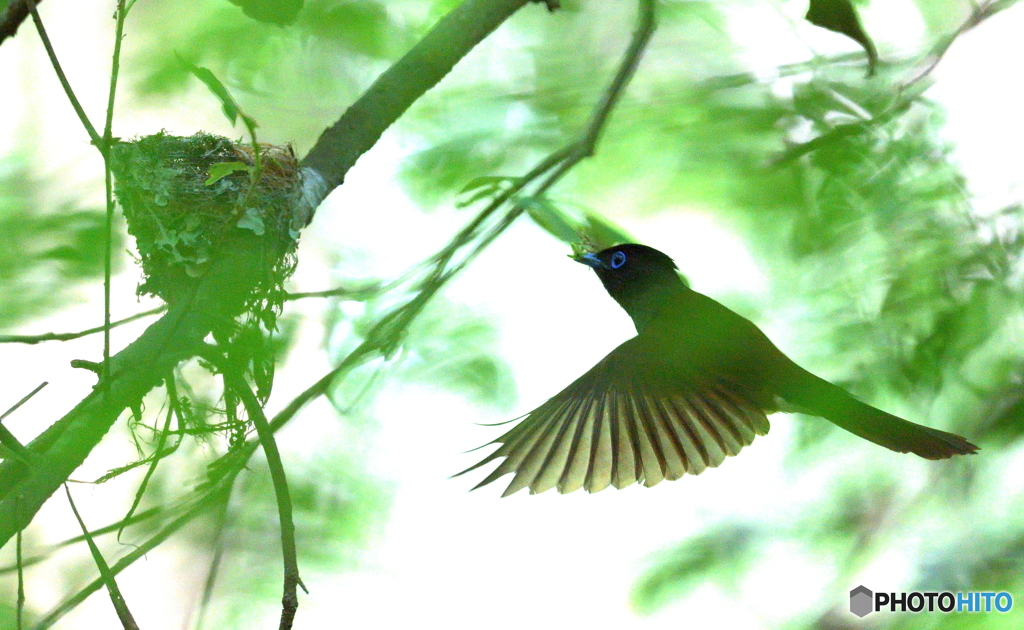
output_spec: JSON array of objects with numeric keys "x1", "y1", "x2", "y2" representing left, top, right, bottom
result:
[
  {"x1": 698, "y1": 389, "x2": 745, "y2": 456},
  {"x1": 612, "y1": 386, "x2": 643, "y2": 489},
  {"x1": 456, "y1": 338, "x2": 771, "y2": 495},
  {"x1": 647, "y1": 396, "x2": 689, "y2": 481},
  {"x1": 583, "y1": 392, "x2": 613, "y2": 493},
  {"x1": 557, "y1": 392, "x2": 598, "y2": 494},
  {"x1": 529, "y1": 393, "x2": 591, "y2": 494},
  {"x1": 713, "y1": 384, "x2": 771, "y2": 437},
  {"x1": 469, "y1": 396, "x2": 574, "y2": 492},
  {"x1": 663, "y1": 394, "x2": 712, "y2": 474},
  {"x1": 502, "y1": 394, "x2": 587, "y2": 497},
  {"x1": 629, "y1": 391, "x2": 667, "y2": 487}
]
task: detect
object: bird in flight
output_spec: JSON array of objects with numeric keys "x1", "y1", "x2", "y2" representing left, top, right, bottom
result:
[{"x1": 457, "y1": 243, "x2": 977, "y2": 496}]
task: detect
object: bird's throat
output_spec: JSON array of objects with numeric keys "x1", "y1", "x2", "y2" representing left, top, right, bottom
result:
[{"x1": 616, "y1": 283, "x2": 687, "y2": 335}]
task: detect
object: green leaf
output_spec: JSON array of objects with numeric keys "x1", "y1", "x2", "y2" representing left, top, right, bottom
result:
[
  {"x1": 522, "y1": 197, "x2": 580, "y2": 245},
  {"x1": 227, "y1": 0, "x2": 304, "y2": 26},
  {"x1": 398, "y1": 133, "x2": 505, "y2": 209},
  {"x1": 459, "y1": 175, "x2": 518, "y2": 195},
  {"x1": 303, "y1": 1, "x2": 392, "y2": 58},
  {"x1": 205, "y1": 161, "x2": 253, "y2": 185},
  {"x1": 454, "y1": 176, "x2": 520, "y2": 209},
  {"x1": 176, "y1": 53, "x2": 260, "y2": 136},
  {"x1": 806, "y1": 0, "x2": 878, "y2": 75},
  {"x1": 237, "y1": 208, "x2": 266, "y2": 235}
]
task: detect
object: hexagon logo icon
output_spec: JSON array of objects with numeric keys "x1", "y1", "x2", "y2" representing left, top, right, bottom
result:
[{"x1": 850, "y1": 585, "x2": 873, "y2": 618}]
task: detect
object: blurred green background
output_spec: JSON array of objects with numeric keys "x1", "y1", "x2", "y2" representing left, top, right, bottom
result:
[{"x1": 1, "y1": 0, "x2": 1023, "y2": 628}]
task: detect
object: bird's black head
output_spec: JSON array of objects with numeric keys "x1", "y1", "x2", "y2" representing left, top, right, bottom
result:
[{"x1": 574, "y1": 244, "x2": 684, "y2": 330}]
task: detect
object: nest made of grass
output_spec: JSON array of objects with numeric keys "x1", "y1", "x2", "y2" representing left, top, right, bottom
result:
[{"x1": 111, "y1": 131, "x2": 301, "y2": 314}]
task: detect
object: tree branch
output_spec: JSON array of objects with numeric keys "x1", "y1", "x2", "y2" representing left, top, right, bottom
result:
[
  {"x1": 0, "y1": 0, "x2": 544, "y2": 551},
  {"x1": 0, "y1": 382, "x2": 47, "y2": 464},
  {"x1": 231, "y1": 365, "x2": 304, "y2": 630},
  {"x1": 239, "y1": 0, "x2": 657, "y2": 453},
  {"x1": 23, "y1": 0, "x2": 102, "y2": 147},
  {"x1": 64, "y1": 484, "x2": 140, "y2": 630},
  {"x1": 295, "y1": 0, "x2": 536, "y2": 226},
  {"x1": 0, "y1": 307, "x2": 165, "y2": 345},
  {"x1": 0, "y1": 0, "x2": 43, "y2": 47},
  {"x1": 0, "y1": 233, "x2": 273, "y2": 548}
]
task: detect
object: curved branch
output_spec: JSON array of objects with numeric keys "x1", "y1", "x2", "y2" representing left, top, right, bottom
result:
[
  {"x1": 233, "y1": 370, "x2": 304, "y2": 630},
  {"x1": 0, "y1": 0, "x2": 545, "y2": 552},
  {"x1": 252, "y1": 0, "x2": 658, "y2": 447},
  {"x1": 0, "y1": 233, "x2": 274, "y2": 548},
  {"x1": 199, "y1": 344, "x2": 305, "y2": 630}
]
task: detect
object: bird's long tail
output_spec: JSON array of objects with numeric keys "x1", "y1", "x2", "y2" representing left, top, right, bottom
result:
[{"x1": 778, "y1": 367, "x2": 978, "y2": 460}]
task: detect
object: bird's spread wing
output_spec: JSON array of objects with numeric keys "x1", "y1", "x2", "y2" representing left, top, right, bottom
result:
[{"x1": 455, "y1": 338, "x2": 770, "y2": 496}]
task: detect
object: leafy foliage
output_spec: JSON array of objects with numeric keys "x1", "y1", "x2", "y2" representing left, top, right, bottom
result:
[
  {"x1": 397, "y1": 299, "x2": 517, "y2": 410},
  {"x1": 0, "y1": 157, "x2": 121, "y2": 328},
  {"x1": 631, "y1": 523, "x2": 760, "y2": 614},
  {"x1": 227, "y1": 0, "x2": 304, "y2": 26},
  {"x1": 627, "y1": 35, "x2": 1024, "y2": 630},
  {"x1": 806, "y1": 0, "x2": 877, "y2": 74}
]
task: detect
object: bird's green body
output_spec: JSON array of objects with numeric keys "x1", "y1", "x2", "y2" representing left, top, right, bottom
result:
[{"x1": 459, "y1": 244, "x2": 977, "y2": 496}]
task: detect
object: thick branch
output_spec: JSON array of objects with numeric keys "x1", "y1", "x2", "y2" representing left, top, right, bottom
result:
[
  {"x1": 295, "y1": 0, "x2": 534, "y2": 225},
  {"x1": 0, "y1": 234, "x2": 269, "y2": 548},
  {"x1": 0, "y1": 0, "x2": 540, "y2": 551},
  {"x1": 0, "y1": 0, "x2": 43, "y2": 46}
]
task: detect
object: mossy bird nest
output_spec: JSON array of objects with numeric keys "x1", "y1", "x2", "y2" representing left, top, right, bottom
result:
[{"x1": 111, "y1": 131, "x2": 301, "y2": 326}]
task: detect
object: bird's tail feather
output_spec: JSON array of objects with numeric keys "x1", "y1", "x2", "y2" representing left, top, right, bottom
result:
[{"x1": 779, "y1": 368, "x2": 978, "y2": 460}]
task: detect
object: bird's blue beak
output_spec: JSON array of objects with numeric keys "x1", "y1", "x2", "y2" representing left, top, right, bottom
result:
[{"x1": 574, "y1": 252, "x2": 608, "y2": 270}]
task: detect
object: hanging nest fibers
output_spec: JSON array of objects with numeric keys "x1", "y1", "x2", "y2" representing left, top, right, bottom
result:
[{"x1": 111, "y1": 131, "x2": 301, "y2": 328}]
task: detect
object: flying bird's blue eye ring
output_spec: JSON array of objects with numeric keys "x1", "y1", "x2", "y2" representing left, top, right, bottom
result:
[{"x1": 610, "y1": 251, "x2": 627, "y2": 269}]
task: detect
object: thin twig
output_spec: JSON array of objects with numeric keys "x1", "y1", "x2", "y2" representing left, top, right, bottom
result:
[
  {"x1": 258, "y1": 0, "x2": 658, "y2": 441},
  {"x1": 0, "y1": 307, "x2": 165, "y2": 345},
  {"x1": 0, "y1": 506, "x2": 167, "y2": 576},
  {"x1": 436, "y1": 0, "x2": 655, "y2": 284},
  {"x1": 16, "y1": 516, "x2": 24, "y2": 630},
  {"x1": 189, "y1": 499, "x2": 230, "y2": 630},
  {"x1": 33, "y1": 485, "x2": 234, "y2": 630},
  {"x1": 117, "y1": 373, "x2": 176, "y2": 540},
  {"x1": 102, "y1": 0, "x2": 131, "y2": 391},
  {"x1": 63, "y1": 484, "x2": 140, "y2": 630},
  {"x1": 577, "y1": 0, "x2": 655, "y2": 156},
  {"x1": 0, "y1": 382, "x2": 47, "y2": 465},
  {"x1": 778, "y1": 0, "x2": 1021, "y2": 165},
  {"x1": 201, "y1": 346, "x2": 305, "y2": 630},
  {"x1": 0, "y1": 382, "x2": 47, "y2": 425},
  {"x1": 23, "y1": 0, "x2": 101, "y2": 147},
  {"x1": 284, "y1": 282, "x2": 385, "y2": 301},
  {"x1": 902, "y1": 0, "x2": 1020, "y2": 93}
]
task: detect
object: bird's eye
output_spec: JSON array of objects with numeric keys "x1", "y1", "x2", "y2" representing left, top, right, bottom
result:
[{"x1": 610, "y1": 251, "x2": 627, "y2": 269}]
